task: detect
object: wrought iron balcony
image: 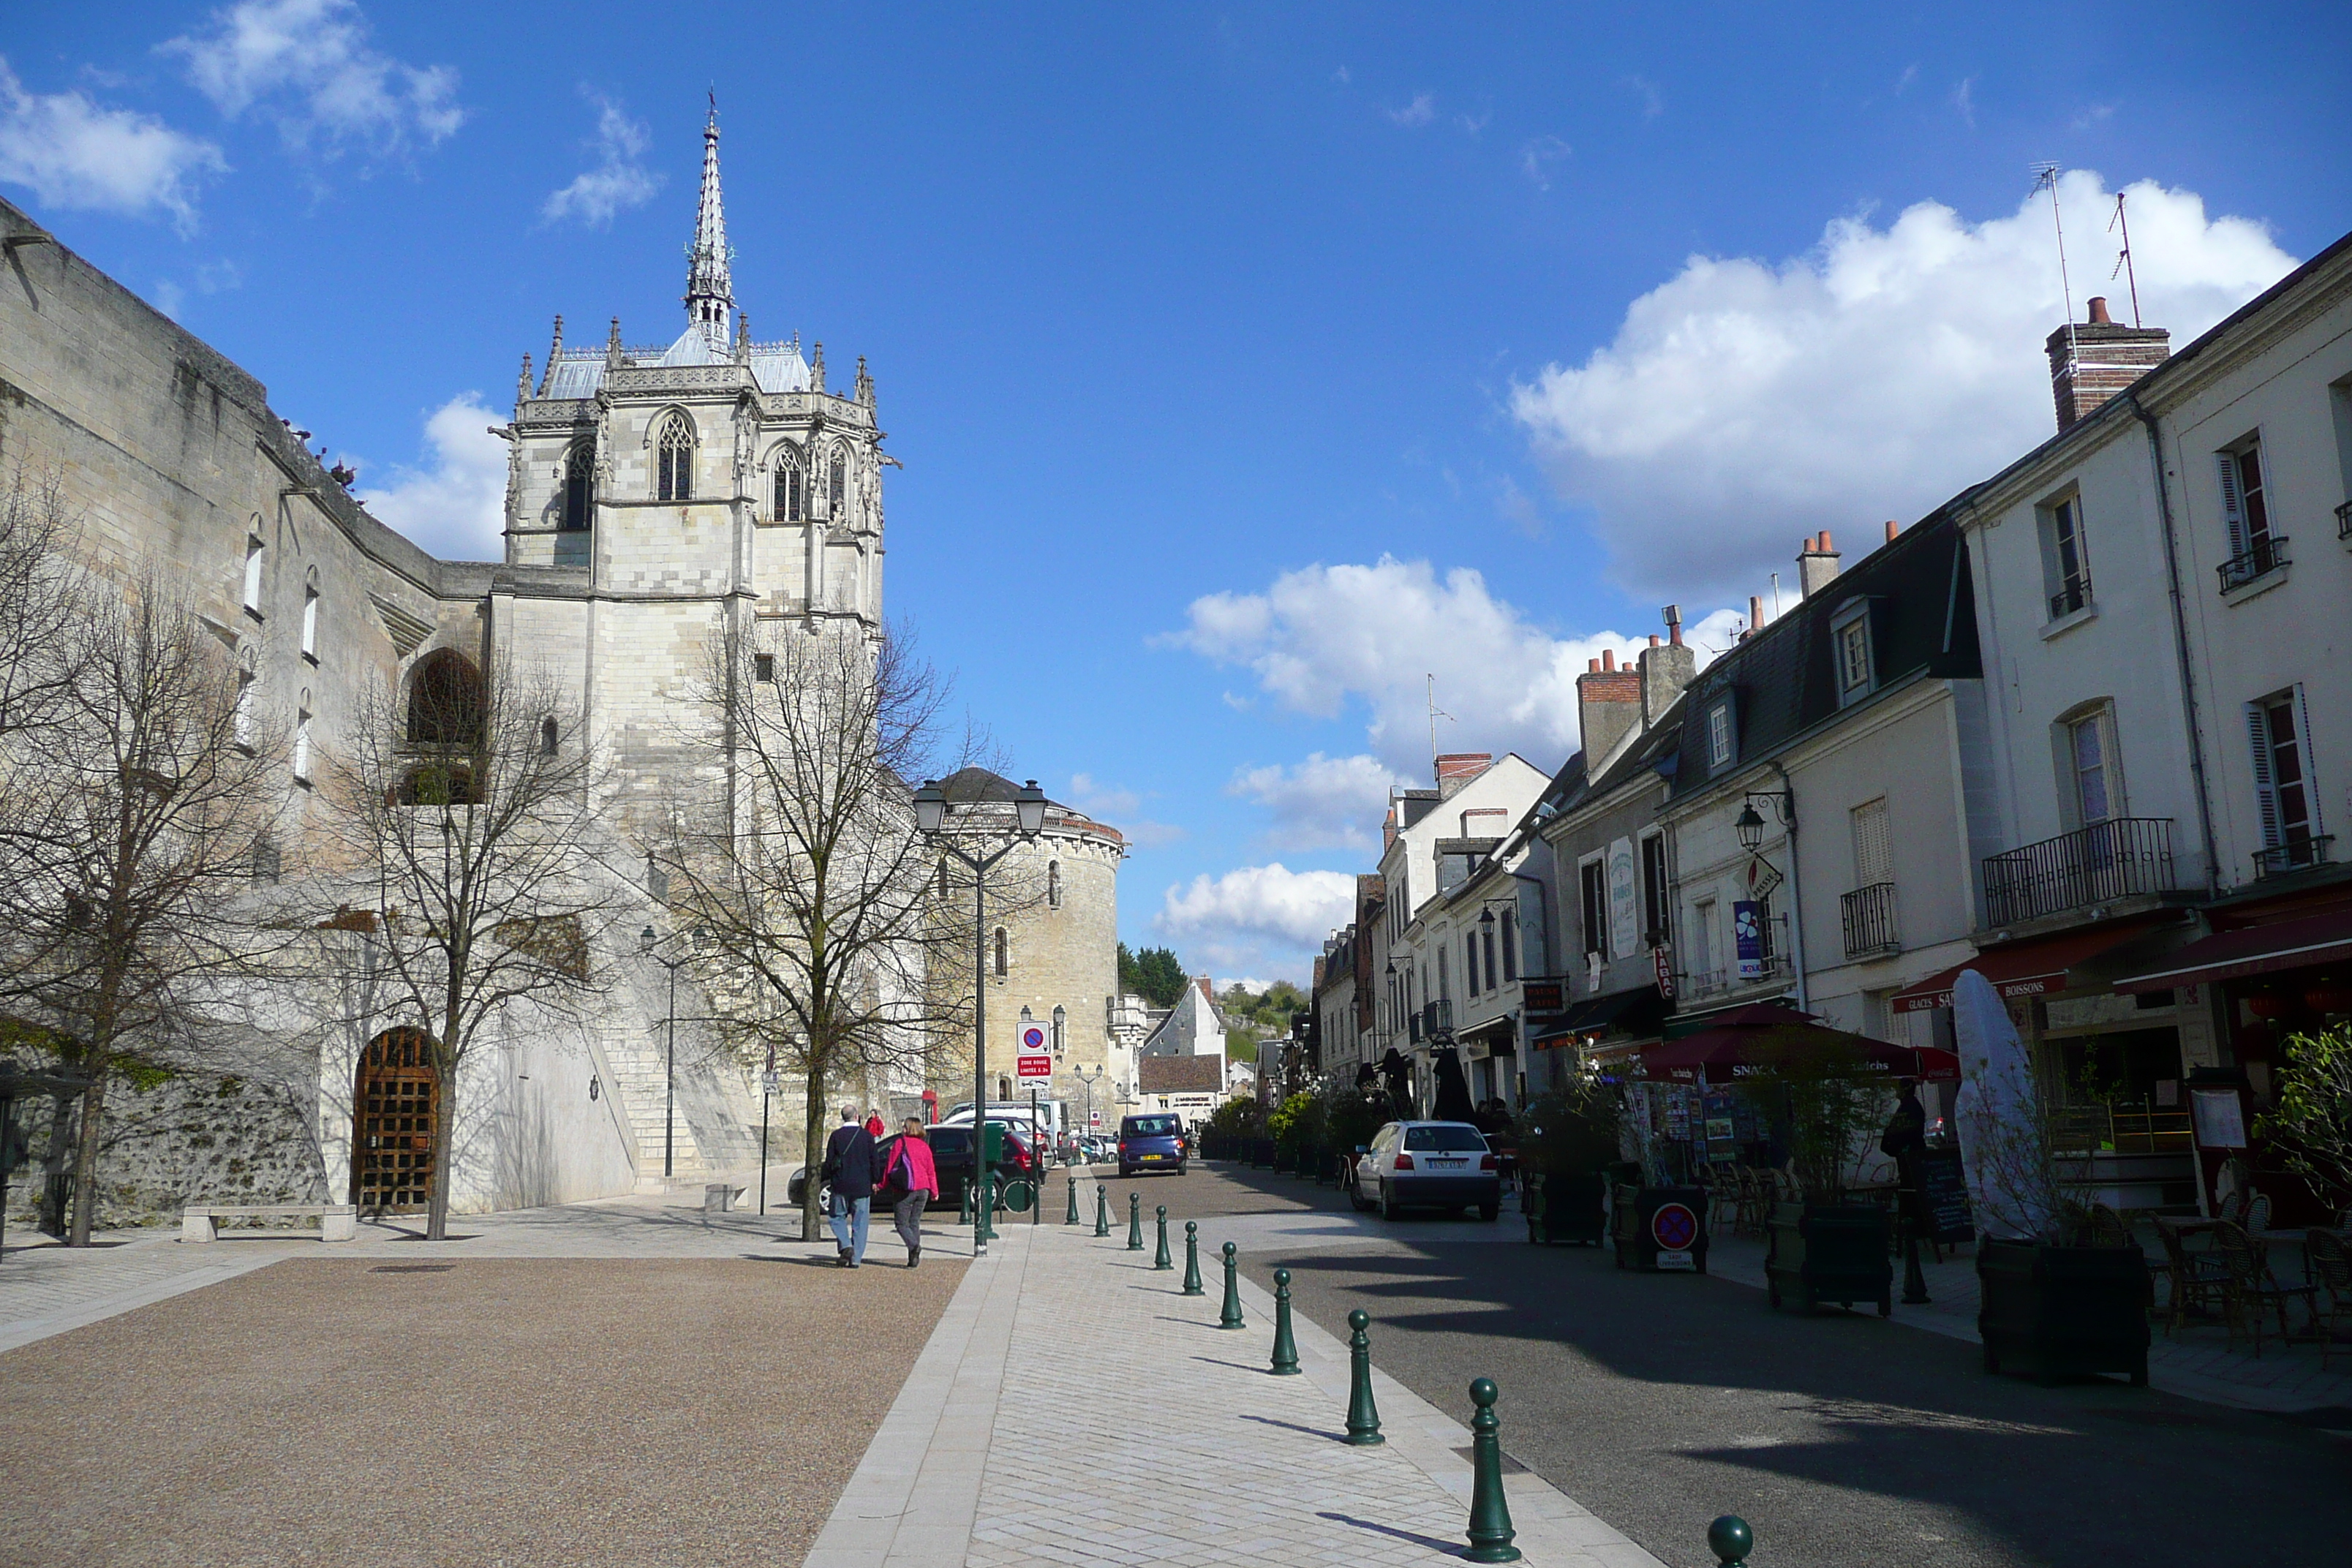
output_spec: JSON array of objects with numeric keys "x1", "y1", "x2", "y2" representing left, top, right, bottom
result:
[
  {"x1": 1840, "y1": 881, "x2": 1901, "y2": 959},
  {"x1": 1980, "y1": 817, "x2": 2179, "y2": 928},
  {"x1": 2254, "y1": 834, "x2": 2334, "y2": 878},
  {"x1": 1420, "y1": 999, "x2": 1453, "y2": 1039},
  {"x1": 2217, "y1": 534, "x2": 2289, "y2": 592},
  {"x1": 2338, "y1": 499, "x2": 2352, "y2": 540},
  {"x1": 2046, "y1": 576, "x2": 2092, "y2": 621}
]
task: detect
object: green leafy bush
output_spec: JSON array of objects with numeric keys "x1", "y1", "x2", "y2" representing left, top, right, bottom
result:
[{"x1": 2255, "y1": 1025, "x2": 2352, "y2": 1207}]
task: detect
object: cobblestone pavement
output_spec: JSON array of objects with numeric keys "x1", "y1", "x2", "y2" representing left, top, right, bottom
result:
[{"x1": 806, "y1": 1213, "x2": 1661, "y2": 1568}]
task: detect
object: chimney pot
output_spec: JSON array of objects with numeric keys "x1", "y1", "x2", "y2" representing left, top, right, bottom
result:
[
  {"x1": 1749, "y1": 593, "x2": 1763, "y2": 629},
  {"x1": 2087, "y1": 295, "x2": 2112, "y2": 325},
  {"x1": 1670, "y1": 621, "x2": 1683, "y2": 647},
  {"x1": 1587, "y1": 657, "x2": 1600, "y2": 674},
  {"x1": 1818, "y1": 529, "x2": 1833, "y2": 551},
  {"x1": 1648, "y1": 633, "x2": 1660, "y2": 647},
  {"x1": 1885, "y1": 519, "x2": 1899, "y2": 543},
  {"x1": 1602, "y1": 648, "x2": 1616, "y2": 672}
]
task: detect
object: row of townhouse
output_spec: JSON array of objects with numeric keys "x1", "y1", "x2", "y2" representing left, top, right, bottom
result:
[{"x1": 1311, "y1": 227, "x2": 2352, "y2": 1217}]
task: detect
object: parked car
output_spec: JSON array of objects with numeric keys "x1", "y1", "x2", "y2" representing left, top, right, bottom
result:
[
  {"x1": 1117, "y1": 1113, "x2": 1187, "y2": 1177},
  {"x1": 1350, "y1": 1120, "x2": 1501, "y2": 1221},
  {"x1": 786, "y1": 1123, "x2": 1035, "y2": 1211}
]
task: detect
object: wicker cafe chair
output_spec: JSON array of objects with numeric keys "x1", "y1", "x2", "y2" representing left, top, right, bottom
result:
[
  {"x1": 2310, "y1": 1229, "x2": 2352, "y2": 1371},
  {"x1": 1704, "y1": 1167, "x2": 1739, "y2": 1232},
  {"x1": 2213, "y1": 1220, "x2": 2318, "y2": 1358},
  {"x1": 2156, "y1": 1221, "x2": 2228, "y2": 1336},
  {"x1": 1735, "y1": 1167, "x2": 1768, "y2": 1237},
  {"x1": 2244, "y1": 1190, "x2": 2274, "y2": 1235}
]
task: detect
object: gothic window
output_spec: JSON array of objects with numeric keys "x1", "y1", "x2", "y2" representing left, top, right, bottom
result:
[
  {"x1": 301, "y1": 568, "x2": 320, "y2": 662},
  {"x1": 656, "y1": 415, "x2": 696, "y2": 502},
  {"x1": 774, "y1": 451, "x2": 805, "y2": 521},
  {"x1": 828, "y1": 446, "x2": 846, "y2": 515},
  {"x1": 994, "y1": 927, "x2": 1008, "y2": 978},
  {"x1": 540, "y1": 717, "x2": 559, "y2": 756},
  {"x1": 561, "y1": 443, "x2": 596, "y2": 529},
  {"x1": 1048, "y1": 861, "x2": 1062, "y2": 909},
  {"x1": 293, "y1": 696, "x2": 314, "y2": 784},
  {"x1": 407, "y1": 649, "x2": 485, "y2": 747},
  {"x1": 242, "y1": 531, "x2": 265, "y2": 617}
]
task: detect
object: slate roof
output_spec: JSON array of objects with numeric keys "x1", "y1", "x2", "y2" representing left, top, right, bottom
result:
[{"x1": 1139, "y1": 1055, "x2": 1225, "y2": 1095}]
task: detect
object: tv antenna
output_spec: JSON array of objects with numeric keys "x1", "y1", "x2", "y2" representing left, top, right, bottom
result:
[
  {"x1": 2031, "y1": 163, "x2": 2078, "y2": 361},
  {"x1": 1426, "y1": 673, "x2": 1455, "y2": 774},
  {"x1": 2107, "y1": 191, "x2": 2143, "y2": 327}
]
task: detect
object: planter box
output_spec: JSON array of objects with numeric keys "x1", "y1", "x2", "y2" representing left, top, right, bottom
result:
[
  {"x1": 1977, "y1": 1239, "x2": 2150, "y2": 1386},
  {"x1": 1525, "y1": 1172, "x2": 1607, "y2": 1246},
  {"x1": 1766, "y1": 1202, "x2": 1893, "y2": 1316},
  {"x1": 1611, "y1": 1184, "x2": 1708, "y2": 1273}
]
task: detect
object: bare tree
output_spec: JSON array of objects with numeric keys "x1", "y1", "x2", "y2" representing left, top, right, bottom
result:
[
  {"x1": 311, "y1": 653, "x2": 622, "y2": 1240},
  {"x1": 656, "y1": 623, "x2": 996, "y2": 1239},
  {"x1": 0, "y1": 467, "x2": 86, "y2": 764},
  {"x1": 0, "y1": 581, "x2": 287, "y2": 1244}
]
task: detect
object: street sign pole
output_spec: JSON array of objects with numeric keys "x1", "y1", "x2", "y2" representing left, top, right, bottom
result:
[
  {"x1": 1030, "y1": 1087, "x2": 1040, "y2": 1226},
  {"x1": 758, "y1": 1046, "x2": 776, "y2": 1216}
]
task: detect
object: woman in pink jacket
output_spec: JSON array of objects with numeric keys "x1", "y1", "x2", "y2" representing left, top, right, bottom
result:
[{"x1": 877, "y1": 1117, "x2": 940, "y2": 1268}]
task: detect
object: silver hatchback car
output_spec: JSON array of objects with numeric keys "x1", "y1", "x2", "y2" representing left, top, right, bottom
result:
[{"x1": 1350, "y1": 1120, "x2": 1502, "y2": 1221}]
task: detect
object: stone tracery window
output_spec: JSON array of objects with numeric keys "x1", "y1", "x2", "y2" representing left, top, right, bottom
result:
[
  {"x1": 561, "y1": 442, "x2": 596, "y2": 529},
  {"x1": 828, "y1": 446, "x2": 846, "y2": 516},
  {"x1": 774, "y1": 449, "x2": 804, "y2": 521},
  {"x1": 656, "y1": 414, "x2": 695, "y2": 502},
  {"x1": 1048, "y1": 861, "x2": 1062, "y2": 909}
]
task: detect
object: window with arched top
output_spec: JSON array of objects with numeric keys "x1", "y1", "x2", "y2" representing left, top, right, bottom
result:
[
  {"x1": 561, "y1": 443, "x2": 596, "y2": 529},
  {"x1": 993, "y1": 927, "x2": 1008, "y2": 978},
  {"x1": 1051, "y1": 1004, "x2": 1066, "y2": 1055},
  {"x1": 407, "y1": 649, "x2": 485, "y2": 747},
  {"x1": 539, "y1": 717, "x2": 559, "y2": 756},
  {"x1": 656, "y1": 414, "x2": 695, "y2": 502},
  {"x1": 1047, "y1": 861, "x2": 1062, "y2": 910},
  {"x1": 301, "y1": 566, "x2": 320, "y2": 661},
  {"x1": 828, "y1": 446, "x2": 846, "y2": 515},
  {"x1": 774, "y1": 450, "x2": 804, "y2": 521}
]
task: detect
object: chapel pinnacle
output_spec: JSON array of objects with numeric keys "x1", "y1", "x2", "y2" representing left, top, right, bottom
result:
[{"x1": 684, "y1": 97, "x2": 734, "y2": 333}]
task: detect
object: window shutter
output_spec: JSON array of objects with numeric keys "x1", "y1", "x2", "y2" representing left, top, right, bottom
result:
[
  {"x1": 2216, "y1": 453, "x2": 2247, "y2": 558},
  {"x1": 2296, "y1": 683, "x2": 2324, "y2": 836},
  {"x1": 2247, "y1": 704, "x2": 2281, "y2": 850}
]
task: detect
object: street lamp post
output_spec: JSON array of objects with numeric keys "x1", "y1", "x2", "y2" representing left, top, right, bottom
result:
[
  {"x1": 640, "y1": 924, "x2": 706, "y2": 1182},
  {"x1": 1074, "y1": 1065, "x2": 1103, "y2": 1155},
  {"x1": 912, "y1": 776, "x2": 1047, "y2": 1260}
]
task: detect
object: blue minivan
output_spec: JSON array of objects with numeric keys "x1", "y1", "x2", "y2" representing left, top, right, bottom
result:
[{"x1": 1117, "y1": 1114, "x2": 1186, "y2": 1178}]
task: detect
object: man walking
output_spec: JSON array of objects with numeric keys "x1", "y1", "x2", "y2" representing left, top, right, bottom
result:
[{"x1": 823, "y1": 1105, "x2": 878, "y2": 1268}]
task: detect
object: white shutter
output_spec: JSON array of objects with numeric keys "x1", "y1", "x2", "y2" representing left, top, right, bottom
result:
[
  {"x1": 2247, "y1": 704, "x2": 2281, "y2": 850},
  {"x1": 1851, "y1": 799, "x2": 1893, "y2": 886},
  {"x1": 2296, "y1": 683, "x2": 2323, "y2": 835},
  {"x1": 2216, "y1": 453, "x2": 2248, "y2": 559}
]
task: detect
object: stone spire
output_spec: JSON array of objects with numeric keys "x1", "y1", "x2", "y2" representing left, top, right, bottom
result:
[{"x1": 683, "y1": 96, "x2": 734, "y2": 335}]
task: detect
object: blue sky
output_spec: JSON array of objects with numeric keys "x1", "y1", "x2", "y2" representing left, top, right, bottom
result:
[{"x1": 5, "y1": 3, "x2": 2348, "y2": 983}]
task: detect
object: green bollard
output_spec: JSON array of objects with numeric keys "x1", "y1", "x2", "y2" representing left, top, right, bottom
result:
[
  {"x1": 1463, "y1": 1377, "x2": 1521, "y2": 1563},
  {"x1": 1343, "y1": 1309, "x2": 1383, "y2": 1445},
  {"x1": 959, "y1": 1178, "x2": 973, "y2": 1225},
  {"x1": 1126, "y1": 1193, "x2": 1143, "y2": 1251},
  {"x1": 1269, "y1": 1267, "x2": 1301, "y2": 1375},
  {"x1": 1093, "y1": 1184, "x2": 1109, "y2": 1237},
  {"x1": 1181, "y1": 1221, "x2": 1205, "y2": 1295},
  {"x1": 1153, "y1": 1205, "x2": 1173, "y2": 1270},
  {"x1": 979, "y1": 1175, "x2": 999, "y2": 1243},
  {"x1": 1707, "y1": 1516, "x2": 1752, "y2": 1568},
  {"x1": 1065, "y1": 1175, "x2": 1080, "y2": 1226},
  {"x1": 1218, "y1": 1242, "x2": 1245, "y2": 1329}
]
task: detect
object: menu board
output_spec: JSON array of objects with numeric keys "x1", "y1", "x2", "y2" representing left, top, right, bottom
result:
[
  {"x1": 2191, "y1": 1088, "x2": 2246, "y2": 1149},
  {"x1": 1917, "y1": 1147, "x2": 1975, "y2": 1244}
]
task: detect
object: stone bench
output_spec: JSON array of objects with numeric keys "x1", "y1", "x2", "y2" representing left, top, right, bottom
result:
[
  {"x1": 703, "y1": 1183, "x2": 746, "y2": 1215},
  {"x1": 181, "y1": 1203, "x2": 359, "y2": 1243}
]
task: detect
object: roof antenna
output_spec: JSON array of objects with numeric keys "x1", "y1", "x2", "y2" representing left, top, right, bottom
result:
[
  {"x1": 2031, "y1": 163, "x2": 2079, "y2": 362},
  {"x1": 2107, "y1": 190, "x2": 2143, "y2": 328},
  {"x1": 1426, "y1": 673, "x2": 1455, "y2": 777}
]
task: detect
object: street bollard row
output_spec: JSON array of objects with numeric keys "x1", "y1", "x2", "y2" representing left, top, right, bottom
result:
[
  {"x1": 1065, "y1": 1175, "x2": 1079, "y2": 1226},
  {"x1": 1181, "y1": 1220, "x2": 1204, "y2": 1295},
  {"x1": 1126, "y1": 1193, "x2": 1143, "y2": 1251},
  {"x1": 1093, "y1": 1183, "x2": 1109, "y2": 1237},
  {"x1": 1153, "y1": 1205, "x2": 1172, "y2": 1270}
]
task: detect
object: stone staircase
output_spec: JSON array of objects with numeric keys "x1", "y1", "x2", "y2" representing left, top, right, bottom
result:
[{"x1": 600, "y1": 1023, "x2": 717, "y2": 1189}]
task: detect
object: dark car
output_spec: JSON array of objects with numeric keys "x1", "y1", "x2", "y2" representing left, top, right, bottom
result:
[
  {"x1": 1117, "y1": 1113, "x2": 1186, "y2": 1178},
  {"x1": 787, "y1": 1123, "x2": 1034, "y2": 1211}
]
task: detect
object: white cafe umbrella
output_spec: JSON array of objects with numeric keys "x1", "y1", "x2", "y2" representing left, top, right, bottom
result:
[{"x1": 1951, "y1": 969, "x2": 2059, "y2": 1242}]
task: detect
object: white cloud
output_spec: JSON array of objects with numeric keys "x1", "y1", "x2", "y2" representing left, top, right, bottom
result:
[
  {"x1": 355, "y1": 393, "x2": 506, "y2": 561},
  {"x1": 163, "y1": 0, "x2": 461, "y2": 158},
  {"x1": 0, "y1": 58, "x2": 223, "y2": 230},
  {"x1": 1519, "y1": 135, "x2": 1570, "y2": 191},
  {"x1": 1227, "y1": 753, "x2": 1402, "y2": 853},
  {"x1": 1173, "y1": 555, "x2": 1747, "y2": 776},
  {"x1": 1387, "y1": 93, "x2": 1434, "y2": 127},
  {"x1": 1154, "y1": 864, "x2": 1357, "y2": 981},
  {"x1": 542, "y1": 97, "x2": 660, "y2": 227},
  {"x1": 1510, "y1": 172, "x2": 2295, "y2": 600}
]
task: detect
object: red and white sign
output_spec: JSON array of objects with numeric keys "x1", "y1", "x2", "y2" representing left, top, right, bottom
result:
[{"x1": 1016, "y1": 1055, "x2": 1052, "y2": 1082}]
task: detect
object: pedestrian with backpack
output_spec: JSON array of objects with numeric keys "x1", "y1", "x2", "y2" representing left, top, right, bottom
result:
[
  {"x1": 822, "y1": 1105, "x2": 878, "y2": 1268},
  {"x1": 874, "y1": 1117, "x2": 941, "y2": 1268}
]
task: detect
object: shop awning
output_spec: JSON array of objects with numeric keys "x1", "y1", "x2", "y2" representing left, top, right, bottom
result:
[
  {"x1": 1529, "y1": 985, "x2": 1666, "y2": 1048},
  {"x1": 1640, "y1": 1000, "x2": 1959, "y2": 1084},
  {"x1": 1889, "y1": 920, "x2": 2160, "y2": 1014},
  {"x1": 2113, "y1": 906, "x2": 2352, "y2": 993}
]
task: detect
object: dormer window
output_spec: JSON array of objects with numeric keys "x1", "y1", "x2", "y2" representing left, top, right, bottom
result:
[
  {"x1": 1831, "y1": 598, "x2": 1874, "y2": 705},
  {"x1": 1705, "y1": 698, "x2": 1735, "y2": 771}
]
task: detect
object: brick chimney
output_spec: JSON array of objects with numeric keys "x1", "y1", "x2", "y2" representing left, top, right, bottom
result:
[
  {"x1": 1638, "y1": 625, "x2": 1696, "y2": 728},
  {"x1": 1798, "y1": 529, "x2": 1842, "y2": 598},
  {"x1": 1578, "y1": 651, "x2": 1643, "y2": 782},
  {"x1": 2047, "y1": 296, "x2": 2169, "y2": 432},
  {"x1": 1435, "y1": 753, "x2": 1491, "y2": 800}
]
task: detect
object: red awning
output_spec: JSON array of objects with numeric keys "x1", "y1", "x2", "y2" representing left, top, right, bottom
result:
[
  {"x1": 1889, "y1": 921, "x2": 2160, "y2": 1014},
  {"x1": 1640, "y1": 1002, "x2": 1959, "y2": 1085},
  {"x1": 2113, "y1": 906, "x2": 2352, "y2": 993}
]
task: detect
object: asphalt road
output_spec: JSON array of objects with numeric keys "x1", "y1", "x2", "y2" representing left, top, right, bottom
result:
[{"x1": 1134, "y1": 1161, "x2": 2346, "y2": 1568}]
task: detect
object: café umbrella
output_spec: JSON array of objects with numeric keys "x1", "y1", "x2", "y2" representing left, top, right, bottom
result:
[{"x1": 1639, "y1": 1001, "x2": 1960, "y2": 1086}]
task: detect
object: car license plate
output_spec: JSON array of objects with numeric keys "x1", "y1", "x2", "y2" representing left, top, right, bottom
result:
[
  {"x1": 1656, "y1": 1249, "x2": 1695, "y2": 1270},
  {"x1": 1429, "y1": 1157, "x2": 1466, "y2": 1169},
  {"x1": 1142, "y1": 1153, "x2": 1162, "y2": 1160}
]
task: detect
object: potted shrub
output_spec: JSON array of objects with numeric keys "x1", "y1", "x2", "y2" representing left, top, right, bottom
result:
[
  {"x1": 1517, "y1": 1088, "x2": 1616, "y2": 1245},
  {"x1": 1748, "y1": 1031, "x2": 1893, "y2": 1316},
  {"x1": 1953, "y1": 971, "x2": 2149, "y2": 1386}
]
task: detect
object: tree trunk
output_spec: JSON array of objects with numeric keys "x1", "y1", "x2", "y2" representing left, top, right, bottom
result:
[
  {"x1": 66, "y1": 1063, "x2": 108, "y2": 1246},
  {"x1": 37, "y1": 1092, "x2": 76, "y2": 1237},
  {"x1": 427, "y1": 1060, "x2": 456, "y2": 1241},
  {"x1": 801, "y1": 1053, "x2": 826, "y2": 1244}
]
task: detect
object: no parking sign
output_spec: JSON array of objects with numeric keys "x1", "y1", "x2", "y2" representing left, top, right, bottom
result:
[
  {"x1": 1016, "y1": 1022, "x2": 1051, "y2": 1082},
  {"x1": 1651, "y1": 1200, "x2": 1698, "y2": 1270}
]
